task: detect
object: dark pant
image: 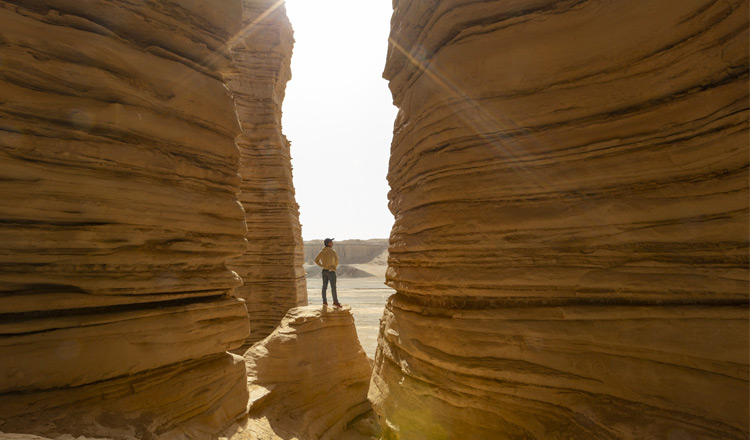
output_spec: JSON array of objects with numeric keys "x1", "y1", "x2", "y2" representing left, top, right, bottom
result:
[{"x1": 322, "y1": 270, "x2": 338, "y2": 303}]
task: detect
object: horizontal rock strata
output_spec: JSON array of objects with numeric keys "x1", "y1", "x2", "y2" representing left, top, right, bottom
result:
[
  {"x1": 0, "y1": 353, "x2": 248, "y2": 439},
  {"x1": 0, "y1": 0, "x2": 251, "y2": 437},
  {"x1": 226, "y1": 0, "x2": 307, "y2": 348},
  {"x1": 230, "y1": 306, "x2": 374, "y2": 440},
  {"x1": 0, "y1": 298, "x2": 249, "y2": 392},
  {"x1": 372, "y1": 296, "x2": 749, "y2": 439},
  {"x1": 0, "y1": 0, "x2": 247, "y2": 301},
  {"x1": 373, "y1": 0, "x2": 749, "y2": 438}
]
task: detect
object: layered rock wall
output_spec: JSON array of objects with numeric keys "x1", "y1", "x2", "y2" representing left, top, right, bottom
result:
[
  {"x1": 0, "y1": 0, "x2": 251, "y2": 437},
  {"x1": 372, "y1": 0, "x2": 749, "y2": 438},
  {"x1": 226, "y1": 0, "x2": 307, "y2": 348}
]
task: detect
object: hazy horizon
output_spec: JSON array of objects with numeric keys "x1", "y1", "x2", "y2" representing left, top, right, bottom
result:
[{"x1": 302, "y1": 237, "x2": 389, "y2": 242}]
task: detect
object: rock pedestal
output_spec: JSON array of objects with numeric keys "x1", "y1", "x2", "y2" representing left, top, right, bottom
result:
[
  {"x1": 371, "y1": 0, "x2": 749, "y2": 438},
  {"x1": 227, "y1": 306, "x2": 375, "y2": 440}
]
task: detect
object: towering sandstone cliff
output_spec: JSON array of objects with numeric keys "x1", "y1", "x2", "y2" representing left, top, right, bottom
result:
[
  {"x1": 0, "y1": 1, "x2": 250, "y2": 437},
  {"x1": 372, "y1": 1, "x2": 749, "y2": 439},
  {"x1": 226, "y1": 0, "x2": 307, "y2": 349}
]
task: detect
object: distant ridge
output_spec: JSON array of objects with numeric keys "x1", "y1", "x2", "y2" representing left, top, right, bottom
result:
[
  {"x1": 305, "y1": 265, "x2": 375, "y2": 279},
  {"x1": 303, "y1": 239, "x2": 389, "y2": 265}
]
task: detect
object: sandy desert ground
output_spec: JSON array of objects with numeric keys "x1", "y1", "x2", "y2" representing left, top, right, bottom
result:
[{"x1": 305, "y1": 264, "x2": 394, "y2": 358}]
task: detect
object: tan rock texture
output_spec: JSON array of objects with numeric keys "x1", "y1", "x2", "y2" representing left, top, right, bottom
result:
[
  {"x1": 0, "y1": 0, "x2": 250, "y2": 437},
  {"x1": 226, "y1": 0, "x2": 307, "y2": 349},
  {"x1": 227, "y1": 306, "x2": 374, "y2": 440},
  {"x1": 372, "y1": 0, "x2": 749, "y2": 439},
  {"x1": 0, "y1": 353, "x2": 249, "y2": 439}
]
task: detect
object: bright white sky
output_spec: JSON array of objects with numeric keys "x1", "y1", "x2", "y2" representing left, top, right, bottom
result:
[{"x1": 283, "y1": 0, "x2": 397, "y2": 241}]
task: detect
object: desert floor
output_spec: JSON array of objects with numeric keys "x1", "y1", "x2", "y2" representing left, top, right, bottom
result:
[{"x1": 305, "y1": 263, "x2": 394, "y2": 358}]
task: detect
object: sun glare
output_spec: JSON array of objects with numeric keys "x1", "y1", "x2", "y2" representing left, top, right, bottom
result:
[{"x1": 282, "y1": 0, "x2": 398, "y2": 240}]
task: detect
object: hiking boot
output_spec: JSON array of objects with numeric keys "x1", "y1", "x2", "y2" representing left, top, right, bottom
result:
[
  {"x1": 323, "y1": 302, "x2": 328, "y2": 306},
  {"x1": 333, "y1": 302, "x2": 342, "y2": 307}
]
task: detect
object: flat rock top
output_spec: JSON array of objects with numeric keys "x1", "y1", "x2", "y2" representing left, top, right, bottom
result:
[{"x1": 282, "y1": 304, "x2": 354, "y2": 324}]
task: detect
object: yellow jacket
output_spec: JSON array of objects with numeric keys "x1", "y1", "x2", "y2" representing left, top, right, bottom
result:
[{"x1": 315, "y1": 247, "x2": 339, "y2": 271}]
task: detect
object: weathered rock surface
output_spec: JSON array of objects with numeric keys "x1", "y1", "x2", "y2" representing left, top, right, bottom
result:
[
  {"x1": 0, "y1": 353, "x2": 248, "y2": 439},
  {"x1": 226, "y1": 306, "x2": 375, "y2": 440},
  {"x1": 372, "y1": 0, "x2": 749, "y2": 438},
  {"x1": 0, "y1": 0, "x2": 250, "y2": 437},
  {"x1": 1, "y1": 299, "x2": 248, "y2": 393},
  {"x1": 226, "y1": 0, "x2": 307, "y2": 349},
  {"x1": 304, "y1": 239, "x2": 390, "y2": 265}
]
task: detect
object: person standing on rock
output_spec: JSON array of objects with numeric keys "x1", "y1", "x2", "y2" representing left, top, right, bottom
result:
[{"x1": 315, "y1": 238, "x2": 341, "y2": 307}]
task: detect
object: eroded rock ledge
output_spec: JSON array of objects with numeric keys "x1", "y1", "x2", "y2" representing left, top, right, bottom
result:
[{"x1": 373, "y1": 0, "x2": 749, "y2": 438}]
